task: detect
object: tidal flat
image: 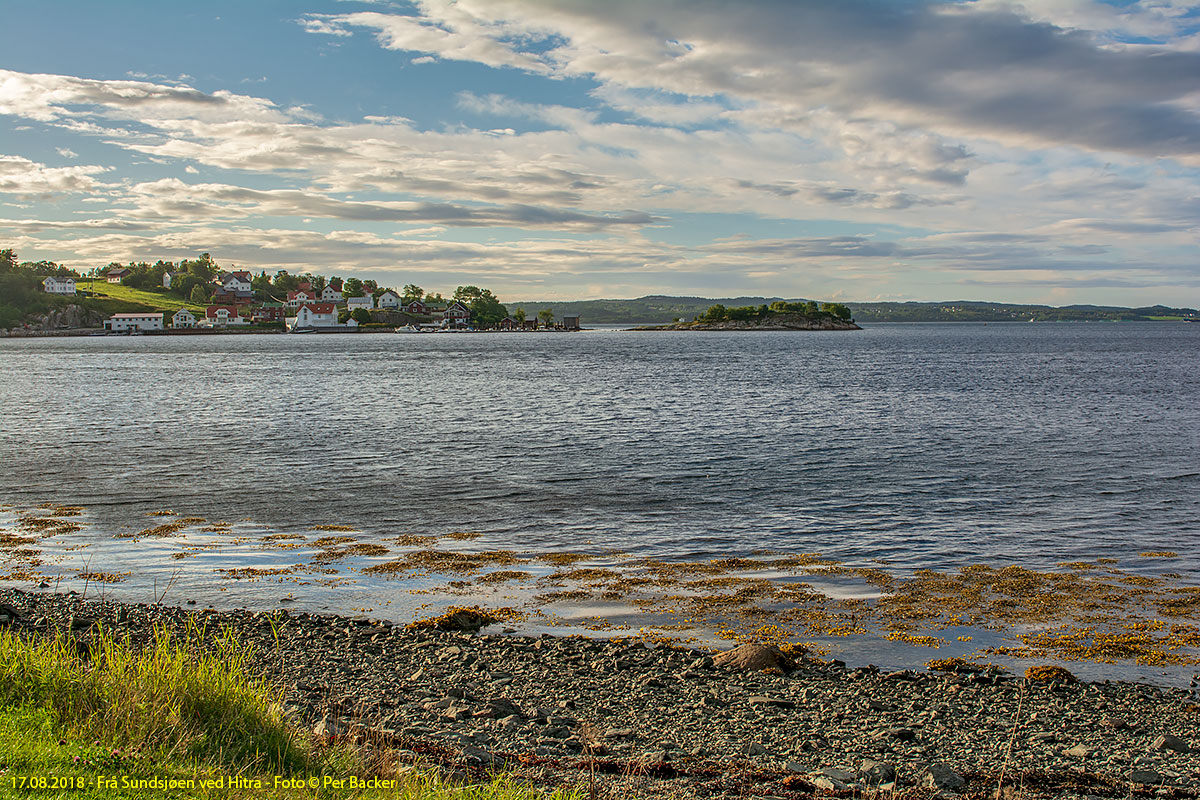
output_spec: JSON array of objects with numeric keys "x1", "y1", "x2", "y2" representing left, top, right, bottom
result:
[{"x1": 1, "y1": 501, "x2": 1198, "y2": 687}]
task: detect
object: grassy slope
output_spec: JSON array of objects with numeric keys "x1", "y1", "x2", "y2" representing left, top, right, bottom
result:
[
  {"x1": 81, "y1": 282, "x2": 206, "y2": 313},
  {"x1": 0, "y1": 626, "x2": 574, "y2": 800}
]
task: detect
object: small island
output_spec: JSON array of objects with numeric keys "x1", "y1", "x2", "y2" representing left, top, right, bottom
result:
[{"x1": 636, "y1": 300, "x2": 861, "y2": 331}]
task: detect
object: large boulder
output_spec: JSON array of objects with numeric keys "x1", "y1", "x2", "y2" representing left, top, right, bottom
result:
[{"x1": 711, "y1": 643, "x2": 797, "y2": 672}]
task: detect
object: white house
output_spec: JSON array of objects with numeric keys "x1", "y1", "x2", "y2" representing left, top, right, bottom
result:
[
  {"x1": 104, "y1": 313, "x2": 163, "y2": 332},
  {"x1": 172, "y1": 308, "x2": 197, "y2": 328},
  {"x1": 295, "y1": 302, "x2": 339, "y2": 328},
  {"x1": 162, "y1": 271, "x2": 181, "y2": 289},
  {"x1": 321, "y1": 285, "x2": 344, "y2": 303},
  {"x1": 286, "y1": 288, "x2": 319, "y2": 309},
  {"x1": 346, "y1": 295, "x2": 373, "y2": 311},
  {"x1": 378, "y1": 290, "x2": 401, "y2": 309},
  {"x1": 204, "y1": 305, "x2": 248, "y2": 327},
  {"x1": 42, "y1": 276, "x2": 76, "y2": 295},
  {"x1": 219, "y1": 270, "x2": 253, "y2": 294}
]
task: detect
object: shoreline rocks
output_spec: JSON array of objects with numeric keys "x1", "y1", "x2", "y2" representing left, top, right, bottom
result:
[{"x1": 3, "y1": 588, "x2": 1197, "y2": 799}]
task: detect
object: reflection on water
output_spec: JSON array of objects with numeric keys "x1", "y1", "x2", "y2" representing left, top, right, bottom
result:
[{"x1": 1, "y1": 323, "x2": 1198, "y2": 681}]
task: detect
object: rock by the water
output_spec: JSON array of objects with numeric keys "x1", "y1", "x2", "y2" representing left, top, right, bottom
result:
[{"x1": 711, "y1": 643, "x2": 795, "y2": 672}]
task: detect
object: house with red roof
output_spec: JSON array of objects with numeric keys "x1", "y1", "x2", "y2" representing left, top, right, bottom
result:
[
  {"x1": 294, "y1": 302, "x2": 338, "y2": 328},
  {"x1": 205, "y1": 305, "x2": 247, "y2": 327},
  {"x1": 286, "y1": 288, "x2": 319, "y2": 308}
]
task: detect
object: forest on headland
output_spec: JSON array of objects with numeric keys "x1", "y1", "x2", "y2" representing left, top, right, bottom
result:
[{"x1": 2, "y1": 248, "x2": 1196, "y2": 329}]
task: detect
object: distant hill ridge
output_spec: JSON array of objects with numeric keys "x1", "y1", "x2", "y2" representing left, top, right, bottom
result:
[{"x1": 508, "y1": 296, "x2": 1199, "y2": 324}]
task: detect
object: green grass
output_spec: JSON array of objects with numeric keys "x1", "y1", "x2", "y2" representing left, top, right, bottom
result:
[
  {"x1": 80, "y1": 282, "x2": 204, "y2": 313},
  {"x1": 0, "y1": 626, "x2": 575, "y2": 800}
]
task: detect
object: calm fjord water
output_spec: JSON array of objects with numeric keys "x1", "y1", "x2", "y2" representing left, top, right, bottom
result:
[{"x1": 1, "y1": 323, "x2": 1197, "y2": 616}]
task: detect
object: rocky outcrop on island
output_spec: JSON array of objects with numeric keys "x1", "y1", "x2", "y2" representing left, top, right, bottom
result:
[
  {"x1": 3, "y1": 589, "x2": 1197, "y2": 799},
  {"x1": 639, "y1": 313, "x2": 860, "y2": 331}
]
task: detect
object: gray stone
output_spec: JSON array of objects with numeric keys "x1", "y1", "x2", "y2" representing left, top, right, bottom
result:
[
  {"x1": 859, "y1": 759, "x2": 896, "y2": 785},
  {"x1": 1130, "y1": 768, "x2": 1162, "y2": 785},
  {"x1": 461, "y1": 745, "x2": 495, "y2": 766},
  {"x1": 1063, "y1": 744, "x2": 1092, "y2": 758},
  {"x1": 919, "y1": 762, "x2": 965, "y2": 791},
  {"x1": 811, "y1": 775, "x2": 848, "y2": 792},
  {"x1": 1150, "y1": 734, "x2": 1188, "y2": 753}
]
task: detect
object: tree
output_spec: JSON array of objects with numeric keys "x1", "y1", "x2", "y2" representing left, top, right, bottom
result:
[
  {"x1": 343, "y1": 277, "x2": 363, "y2": 297},
  {"x1": 180, "y1": 253, "x2": 217, "y2": 281},
  {"x1": 701, "y1": 304, "x2": 727, "y2": 322},
  {"x1": 0, "y1": 249, "x2": 16, "y2": 273},
  {"x1": 513, "y1": 307, "x2": 526, "y2": 324},
  {"x1": 402, "y1": 284, "x2": 424, "y2": 303},
  {"x1": 804, "y1": 300, "x2": 819, "y2": 315},
  {"x1": 189, "y1": 284, "x2": 209, "y2": 304},
  {"x1": 537, "y1": 308, "x2": 555, "y2": 327},
  {"x1": 821, "y1": 302, "x2": 852, "y2": 320},
  {"x1": 272, "y1": 270, "x2": 299, "y2": 292},
  {"x1": 351, "y1": 308, "x2": 372, "y2": 325},
  {"x1": 251, "y1": 271, "x2": 273, "y2": 299}
]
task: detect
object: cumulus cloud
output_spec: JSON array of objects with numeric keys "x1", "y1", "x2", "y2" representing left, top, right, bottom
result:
[
  {"x1": 120, "y1": 178, "x2": 659, "y2": 228},
  {"x1": 306, "y1": 0, "x2": 1200, "y2": 160},
  {"x1": 0, "y1": 155, "x2": 109, "y2": 197},
  {"x1": 0, "y1": 69, "x2": 287, "y2": 124}
]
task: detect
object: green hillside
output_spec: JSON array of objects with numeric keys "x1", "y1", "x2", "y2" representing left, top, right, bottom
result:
[{"x1": 81, "y1": 280, "x2": 206, "y2": 313}]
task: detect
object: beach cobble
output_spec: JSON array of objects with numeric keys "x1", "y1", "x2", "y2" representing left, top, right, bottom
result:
[{"x1": 3, "y1": 589, "x2": 1198, "y2": 799}]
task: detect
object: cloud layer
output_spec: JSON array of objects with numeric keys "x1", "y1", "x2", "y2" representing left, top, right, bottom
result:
[{"x1": 2, "y1": 0, "x2": 1199, "y2": 304}]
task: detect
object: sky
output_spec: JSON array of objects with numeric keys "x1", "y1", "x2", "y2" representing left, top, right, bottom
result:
[{"x1": 1, "y1": 0, "x2": 1199, "y2": 305}]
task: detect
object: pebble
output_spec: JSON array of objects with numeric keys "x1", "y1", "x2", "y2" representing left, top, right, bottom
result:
[{"x1": 4, "y1": 587, "x2": 1198, "y2": 800}]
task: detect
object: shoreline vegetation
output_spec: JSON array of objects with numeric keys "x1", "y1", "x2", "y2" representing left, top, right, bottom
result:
[
  {"x1": 0, "y1": 610, "x2": 575, "y2": 800},
  {"x1": 1, "y1": 590, "x2": 1197, "y2": 799}
]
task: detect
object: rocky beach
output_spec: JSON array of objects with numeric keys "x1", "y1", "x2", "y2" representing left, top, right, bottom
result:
[{"x1": 2, "y1": 589, "x2": 1196, "y2": 799}]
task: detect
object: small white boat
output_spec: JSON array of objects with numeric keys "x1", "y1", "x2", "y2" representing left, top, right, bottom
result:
[{"x1": 394, "y1": 325, "x2": 421, "y2": 333}]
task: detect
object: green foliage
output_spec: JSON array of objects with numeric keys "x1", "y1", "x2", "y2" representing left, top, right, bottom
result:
[
  {"x1": 697, "y1": 298, "x2": 851, "y2": 323},
  {"x1": 451, "y1": 285, "x2": 507, "y2": 327},
  {"x1": 821, "y1": 302, "x2": 852, "y2": 320},
  {"x1": 343, "y1": 277, "x2": 364, "y2": 297},
  {"x1": 512, "y1": 307, "x2": 526, "y2": 324},
  {"x1": 537, "y1": 307, "x2": 555, "y2": 326},
  {"x1": 0, "y1": 624, "x2": 306, "y2": 773},
  {"x1": 251, "y1": 270, "x2": 274, "y2": 298},
  {"x1": 188, "y1": 284, "x2": 209, "y2": 304},
  {"x1": 402, "y1": 284, "x2": 424, "y2": 303},
  {"x1": 0, "y1": 627, "x2": 577, "y2": 800},
  {"x1": 272, "y1": 270, "x2": 299, "y2": 292},
  {"x1": 0, "y1": 248, "x2": 16, "y2": 272},
  {"x1": 351, "y1": 308, "x2": 372, "y2": 325}
]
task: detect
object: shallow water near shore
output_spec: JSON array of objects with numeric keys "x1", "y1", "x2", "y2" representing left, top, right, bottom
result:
[{"x1": 2, "y1": 323, "x2": 1198, "y2": 682}]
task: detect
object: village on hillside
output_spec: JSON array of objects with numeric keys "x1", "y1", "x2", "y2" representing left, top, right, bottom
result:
[{"x1": 37, "y1": 257, "x2": 580, "y2": 334}]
